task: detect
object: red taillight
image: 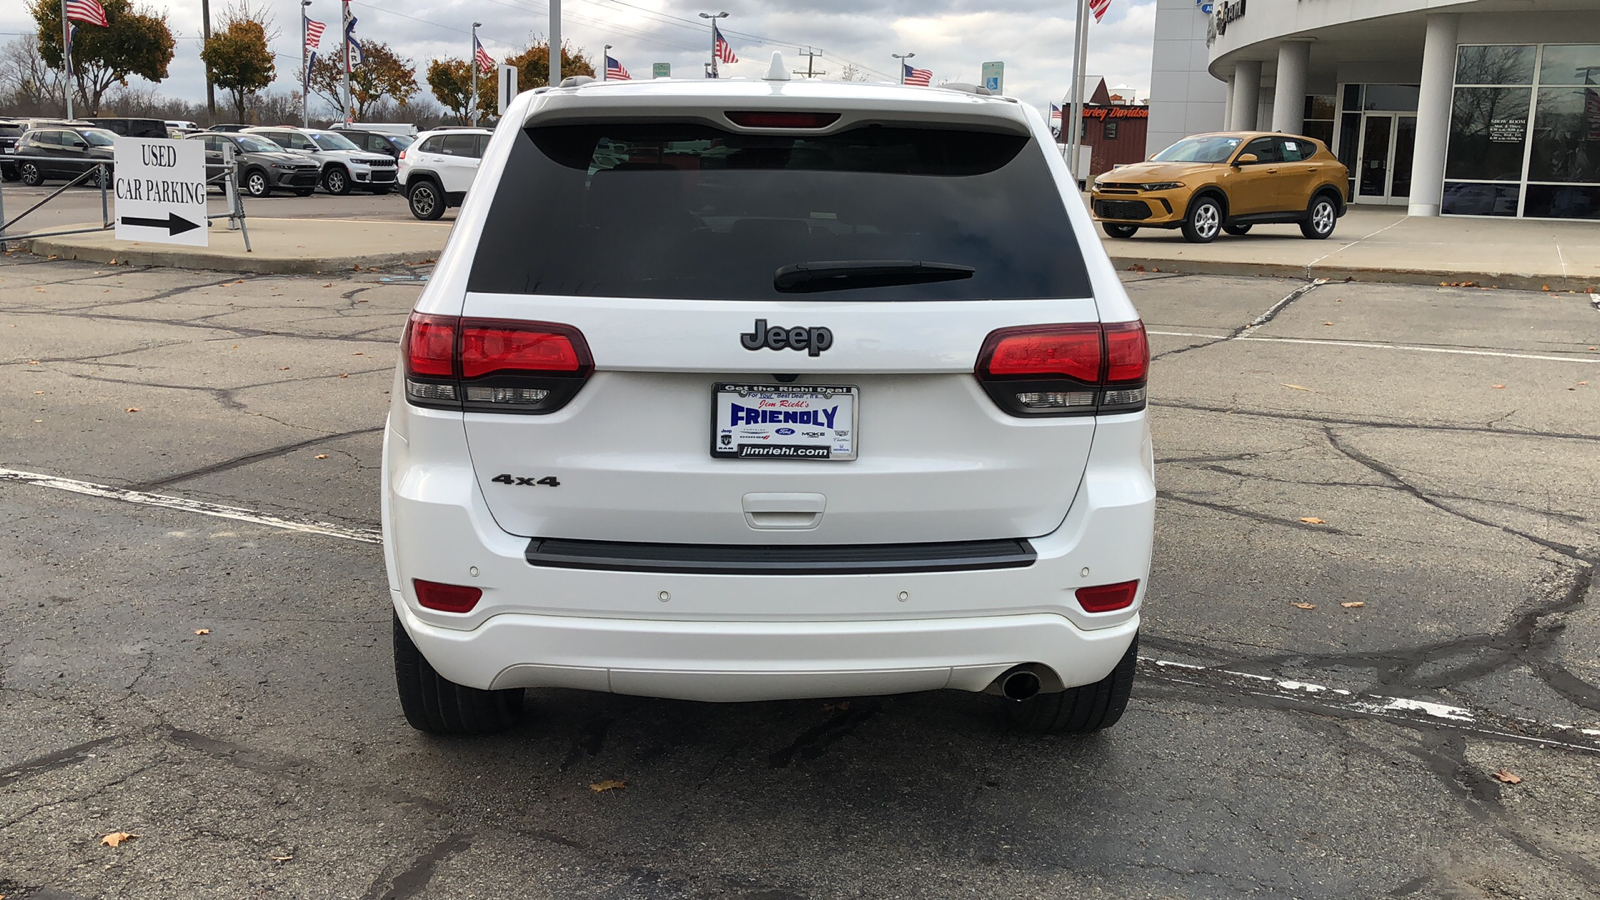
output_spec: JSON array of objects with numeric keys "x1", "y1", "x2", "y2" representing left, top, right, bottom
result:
[
  {"x1": 413, "y1": 578, "x2": 482, "y2": 613},
  {"x1": 725, "y1": 111, "x2": 842, "y2": 129},
  {"x1": 1076, "y1": 580, "x2": 1140, "y2": 613},
  {"x1": 461, "y1": 322, "x2": 584, "y2": 378},
  {"x1": 398, "y1": 149, "x2": 406, "y2": 160},
  {"x1": 978, "y1": 324, "x2": 1102, "y2": 383},
  {"x1": 975, "y1": 321, "x2": 1149, "y2": 416},
  {"x1": 402, "y1": 312, "x2": 592, "y2": 414}
]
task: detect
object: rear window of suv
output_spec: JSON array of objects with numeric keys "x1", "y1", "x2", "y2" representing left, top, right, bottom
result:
[{"x1": 467, "y1": 122, "x2": 1089, "y2": 300}]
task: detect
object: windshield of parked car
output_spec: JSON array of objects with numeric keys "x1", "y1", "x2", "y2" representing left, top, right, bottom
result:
[
  {"x1": 468, "y1": 122, "x2": 1089, "y2": 301},
  {"x1": 80, "y1": 129, "x2": 116, "y2": 146},
  {"x1": 311, "y1": 132, "x2": 360, "y2": 151},
  {"x1": 389, "y1": 134, "x2": 415, "y2": 148},
  {"x1": 235, "y1": 135, "x2": 282, "y2": 153},
  {"x1": 1151, "y1": 136, "x2": 1243, "y2": 164}
]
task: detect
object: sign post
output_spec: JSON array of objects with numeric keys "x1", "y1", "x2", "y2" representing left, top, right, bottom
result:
[
  {"x1": 981, "y1": 61, "x2": 1004, "y2": 94},
  {"x1": 652, "y1": 62, "x2": 671, "y2": 79},
  {"x1": 113, "y1": 137, "x2": 208, "y2": 247},
  {"x1": 498, "y1": 64, "x2": 518, "y2": 116}
]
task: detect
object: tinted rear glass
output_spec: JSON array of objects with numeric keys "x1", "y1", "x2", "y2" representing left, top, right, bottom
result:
[{"x1": 468, "y1": 122, "x2": 1089, "y2": 300}]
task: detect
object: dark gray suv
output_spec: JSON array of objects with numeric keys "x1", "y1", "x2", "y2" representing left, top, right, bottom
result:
[{"x1": 187, "y1": 132, "x2": 321, "y2": 198}]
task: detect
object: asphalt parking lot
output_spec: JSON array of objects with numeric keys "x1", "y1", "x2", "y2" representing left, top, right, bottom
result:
[
  {"x1": 1, "y1": 253, "x2": 1598, "y2": 898},
  {"x1": 1, "y1": 182, "x2": 423, "y2": 235}
]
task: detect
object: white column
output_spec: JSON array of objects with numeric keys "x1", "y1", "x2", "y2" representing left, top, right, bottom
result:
[
  {"x1": 1271, "y1": 41, "x2": 1310, "y2": 134},
  {"x1": 1409, "y1": 13, "x2": 1459, "y2": 217},
  {"x1": 1222, "y1": 72, "x2": 1236, "y2": 133},
  {"x1": 1230, "y1": 60, "x2": 1261, "y2": 131}
]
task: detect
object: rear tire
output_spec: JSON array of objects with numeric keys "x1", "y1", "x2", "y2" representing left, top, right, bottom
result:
[
  {"x1": 393, "y1": 613, "x2": 524, "y2": 735},
  {"x1": 408, "y1": 180, "x2": 445, "y2": 221},
  {"x1": 1181, "y1": 195, "x2": 1223, "y2": 243},
  {"x1": 1223, "y1": 224, "x2": 1252, "y2": 236},
  {"x1": 1301, "y1": 194, "x2": 1338, "y2": 240},
  {"x1": 1006, "y1": 634, "x2": 1138, "y2": 735},
  {"x1": 1102, "y1": 223, "x2": 1139, "y2": 239}
]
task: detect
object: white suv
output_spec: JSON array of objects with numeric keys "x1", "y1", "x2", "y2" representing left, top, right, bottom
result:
[
  {"x1": 384, "y1": 73, "x2": 1154, "y2": 736},
  {"x1": 398, "y1": 128, "x2": 491, "y2": 220},
  {"x1": 243, "y1": 126, "x2": 397, "y2": 195}
]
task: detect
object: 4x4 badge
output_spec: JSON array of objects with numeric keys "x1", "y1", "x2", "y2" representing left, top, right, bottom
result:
[{"x1": 740, "y1": 319, "x2": 834, "y2": 357}]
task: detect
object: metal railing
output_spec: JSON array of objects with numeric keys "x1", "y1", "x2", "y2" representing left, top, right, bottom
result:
[{"x1": 0, "y1": 147, "x2": 250, "y2": 251}]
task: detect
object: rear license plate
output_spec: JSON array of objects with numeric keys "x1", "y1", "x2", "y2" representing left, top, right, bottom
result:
[{"x1": 712, "y1": 383, "x2": 857, "y2": 460}]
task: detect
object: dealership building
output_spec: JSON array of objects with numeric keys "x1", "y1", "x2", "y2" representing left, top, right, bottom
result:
[{"x1": 1148, "y1": 0, "x2": 1600, "y2": 219}]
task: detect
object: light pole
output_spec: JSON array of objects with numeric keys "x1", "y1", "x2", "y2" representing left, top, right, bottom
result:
[
  {"x1": 602, "y1": 43, "x2": 611, "y2": 82},
  {"x1": 471, "y1": 22, "x2": 482, "y2": 126},
  {"x1": 891, "y1": 52, "x2": 914, "y2": 85},
  {"x1": 201, "y1": 0, "x2": 216, "y2": 119},
  {"x1": 300, "y1": 0, "x2": 312, "y2": 128},
  {"x1": 699, "y1": 12, "x2": 727, "y2": 79}
]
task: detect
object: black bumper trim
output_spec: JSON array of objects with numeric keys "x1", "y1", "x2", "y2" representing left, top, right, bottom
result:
[{"x1": 524, "y1": 537, "x2": 1038, "y2": 575}]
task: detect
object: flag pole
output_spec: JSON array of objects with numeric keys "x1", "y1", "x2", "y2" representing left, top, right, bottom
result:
[
  {"x1": 60, "y1": 0, "x2": 73, "y2": 119},
  {"x1": 892, "y1": 52, "x2": 914, "y2": 85},
  {"x1": 341, "y1": 0, "x2": 352, "y2": 124},
  {"x1": 550, "y1": 0, "x2": 561, "y2": 87},
  {"x1": 470, "y1": 24, "x2": 479, "y2": 125},
  {"x1": 300, "y1": 1, "x2": 310, "y2": 128},
  {"x1": 700, "y1": 12, "x2": 727, "y2": 79},
  {"x1": 1067, "y1": 0, "x2": 1089, "y2": 188},
  {"x1": 602, "y1": 44, "x2": 610, "y2": 82}
]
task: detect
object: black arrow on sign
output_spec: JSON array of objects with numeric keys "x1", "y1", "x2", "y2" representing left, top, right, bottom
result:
[{"x1": 118, "y1": 212, "x2": 202, "y2": 236}]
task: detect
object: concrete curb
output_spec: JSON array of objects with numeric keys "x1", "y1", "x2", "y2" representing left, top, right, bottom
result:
[
  {"x1": 23, "y1": 235, "x2": 438, "y2": 275},
  {"x1": 1107, "y1": 254, "x2": 1599, "y2": 294}
]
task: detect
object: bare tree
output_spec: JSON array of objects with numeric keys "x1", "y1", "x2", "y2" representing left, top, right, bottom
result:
[{"x1": 0, "y1": 34, "x2": 68, "y2": 115}]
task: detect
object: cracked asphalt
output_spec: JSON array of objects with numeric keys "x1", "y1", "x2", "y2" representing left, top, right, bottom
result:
[{"x1": 2, "y1": 251, "x2": 1599, "y2": 899}]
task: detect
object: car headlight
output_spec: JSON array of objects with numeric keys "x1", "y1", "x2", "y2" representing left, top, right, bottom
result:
[{"x1": 1138, "y1": 182, "x2": 1184, "y2": 191}]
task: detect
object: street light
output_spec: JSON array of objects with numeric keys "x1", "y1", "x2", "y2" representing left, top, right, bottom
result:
[
  {"x1": 891, "y1": 52, "x2": 914, "y2": 85},
  {"x1": 300, "y1": 0, "x2": 313, "y2": 128},
  {"x1": 700, "y1": 11, "x2": 728, "y2": 78}
]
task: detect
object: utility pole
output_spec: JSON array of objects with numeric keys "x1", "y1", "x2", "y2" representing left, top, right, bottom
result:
[
  {"x1": 699, "y1": 11, "x2": 727, "y2": 79},
  {"x1": 793, "y1": 46, "x2": 825, "y2": 79},
  {"x1": 300, "y1": 0, "x2": 311, "y2": 128},
  {"x1": 471, "y1": 22, "x2": 481, "y2": 125},
  {"x1": 891, "y1": 52, "x2": 914, "y2": 85},
  {"x1": 201, "y1": 0, "x2": 216, "y2": 119},
  {"x1": 549, "y1": 0, "x2": 560, "y2": 87}
]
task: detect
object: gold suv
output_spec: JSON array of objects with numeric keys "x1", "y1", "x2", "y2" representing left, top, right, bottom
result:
[{"x1": 1091, "y1": 132, "x2": 1349, "y2": 243}]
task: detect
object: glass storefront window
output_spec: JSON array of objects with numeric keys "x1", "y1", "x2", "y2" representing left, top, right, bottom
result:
[
  {"x1": 1342, "y1": 84, "x2": 1362, "y2": 111},
  {"x1": 1446, "y1": 87, "x2": 1532, "y2": 181},
  {"x1": 1523, "y1": 184, "x2": 1600, "y2": 219},
  {"x1": 1305, "y1": 95, "x2": 1337, "y2": 120},
  {"x1": 1456, "y1": 45, "x2": 1535, "y2": 85},
  {"x1": 1537, "y1": 45, "x2": 1600, "y2": 86},
  {"x1": 1364, "y1": 84, "x2": 1421, "y2": 111},
  {"x1": 1442, "y1": 182, "x2": 1520, "y2": 216},
  {"x1": 1529, "y1": 88, "x2": 1600, "y2": 183}
]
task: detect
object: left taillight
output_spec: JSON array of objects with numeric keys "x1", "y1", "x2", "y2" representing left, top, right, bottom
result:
[
  {"x1": 403, "y1": 312, "x2": 592, "y2": 414},
  {"x1": 974, "y1": 320, "x2": 1149, "y2": 417}
]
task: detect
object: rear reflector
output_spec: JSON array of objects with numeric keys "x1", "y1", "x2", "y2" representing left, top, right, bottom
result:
[
  {"x1": 413, "y1": 579, "x2": 483, "y2": 613},
  {"x1": 725, "y1": 111, "x2": 841, "y2": 129},
  {"x1": 1075, "y1": 580, "x2": 1140, "y2": 613}
]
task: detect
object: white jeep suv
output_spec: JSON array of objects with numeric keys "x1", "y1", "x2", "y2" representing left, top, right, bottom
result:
[
  {"x1": 398, "y1": 128, "x2": 492, "y2": 220},
  {"x1": 243, "y1": 126, "x2": 397, "y2": 195},
  {"x1": 384, "y1": 73, "x2": 1154, "y2": 736}
]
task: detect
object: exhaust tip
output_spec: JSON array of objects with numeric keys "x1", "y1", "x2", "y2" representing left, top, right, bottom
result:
[{"x1": 1001, "y1": 669, "x2": 1042, "y2": 702}]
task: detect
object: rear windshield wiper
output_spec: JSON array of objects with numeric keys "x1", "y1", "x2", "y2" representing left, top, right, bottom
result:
[{"x1": 774, "y1": 260, "x2": 976, "y2": 294}]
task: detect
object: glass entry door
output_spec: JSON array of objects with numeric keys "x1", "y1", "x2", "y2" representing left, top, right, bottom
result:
[{"x1": 1355, "y1": 113, "x2": 1418, "y2": 204}]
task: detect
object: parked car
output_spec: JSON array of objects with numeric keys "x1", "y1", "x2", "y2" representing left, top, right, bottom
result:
[
  {"x1": 398, "y1": 128, "x2": 490, "y2": 219},
  {"x1": 13, "y1": 124, "x2": 117, "y2": 186},
  {"x1": 0, "y1": 119, "x2": 24, "y2": 181},
  {"x1": 330, "y1": 121, "x2": 417, "y2": 137},
  {"x1": 242, "y1": 126, "x2": 397, "y2": 194},
  {"x1": 339, "y1": 128, "x2": 415, "y2": 159},
  {"x1": 80, "y1": 117, "x2": 167, "y2": 138},
  {"x1": 186, "y1": 131, "x2": 321, "y2": 197},
  {"x1": 208, "y1": 124, "x2": 252, "y2": 133},
  {"x1": 165, "y1": 119, "x2": 200, "y2": 132},
  {"x1": 1090, "y1": 131, "x2": 1349, "y2": 243},
  {"x1": 385, "y1": 78, "x2": 1152, "y2": 737}
]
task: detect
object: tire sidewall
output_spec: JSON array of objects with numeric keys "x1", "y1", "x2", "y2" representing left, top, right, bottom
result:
[
  {"x1": 1185, "y1": 196, "x2": 1223, "y2": 243},
  {"x1": 246, "y1": 170, "x2": 268, "y2": 197},
  {"x1": 324, "y1": 167, "x2": 350, "y2": 195},
  {"x1": 409, "y1": 181, "x2": 442, "y2": 220},
  {"x1": 1309, "y1": 196, "x2": 1337, "y2": 237}
]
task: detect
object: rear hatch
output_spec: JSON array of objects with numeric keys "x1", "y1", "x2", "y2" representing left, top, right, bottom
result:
[{"x1": 416, "y1": 96, "x2": 1139, "y2": 546}]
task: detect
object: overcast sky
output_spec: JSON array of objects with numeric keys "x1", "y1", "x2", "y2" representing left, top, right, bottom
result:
[{"x1": 3, "y1": 0, "x2": 1158, "y2": 115}]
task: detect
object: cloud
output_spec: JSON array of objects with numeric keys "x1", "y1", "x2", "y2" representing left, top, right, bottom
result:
[{"x1": 0, "y1": 0, "x2": 1159, "y2": 116}]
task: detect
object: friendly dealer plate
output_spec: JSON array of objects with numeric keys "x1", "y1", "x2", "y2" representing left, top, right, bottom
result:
[{"x1": 711, "y1": 384, "x2": 858, "y2": 461}]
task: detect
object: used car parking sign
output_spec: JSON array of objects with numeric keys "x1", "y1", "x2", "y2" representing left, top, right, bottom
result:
[{"x1": 113, "y1": 137, "x2": 208, "y2": 247}]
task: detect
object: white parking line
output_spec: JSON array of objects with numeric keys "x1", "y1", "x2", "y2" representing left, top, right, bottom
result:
[
  {"x1": 1146, "y1": 331, "x2": 1600, "y2": 364},
  {"x1": 0, "y1": 467, "x2": 381, "y2": 544}
]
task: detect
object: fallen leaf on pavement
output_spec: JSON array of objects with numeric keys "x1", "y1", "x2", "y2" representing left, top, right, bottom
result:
[
  {"x1": 101, "y1": 832, "x2": 138, "y2": 847},
  {"x1": 28, "y1": 360, "x2": 40, "y2": 365},
  {"x1": 1341, "y1": 602, "x2": 1365, "y2": 609},
  {"x1": 590, "y1": 780, "x2": 626, "y2": 793},
  {"x1": 351, "y1": 352, "x2": 365, "y2": 356},
  {"x1": 1493, "y1": 770, "x2": 1522, "y2": 784},
  {"x1": 339, "y1": 373, "x2": 349, "y2": 378},
  {"x1": 193, "y1": 629, "x2": 210, "y2": 635},
  {"x1": 1323, "y1": 322, "x2": 1334, "y2": 326},
  {"x1": 1299, "y1": 517, "x2": 1326, "y2": 525},
  {"x1": 33, "y1": 391, "x2": 43, "y2": 395},
  {"x1": 1493, "y1": 384, "x2": 1505, "y2": 389},
  {"x1": 1293, "y1": 603, "x2": 1316, "y2": 610},
  {"x1": 279, "y1": 366, "x2": 291, "y2": 371},
  {"x1": 125, "y1": 407, "x2": 140, "y2": 413},
  {"x1": 314, "y1": 454, "x2": 329, "y2": 460},
  {"x1": 1280, "y1": 384, "x2": 1314, "y2": 392},
  {"x1": 269, "y1": 854, "x2": 293, "y2": 862}
]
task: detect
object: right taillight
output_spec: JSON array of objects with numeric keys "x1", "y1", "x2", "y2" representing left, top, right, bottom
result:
[
  {"x1": 403, "y1": 311, "x2": 592, "y2": 414},
  {"x1": 975, "y1": 321, "x2": 1148, "y2": 416}
]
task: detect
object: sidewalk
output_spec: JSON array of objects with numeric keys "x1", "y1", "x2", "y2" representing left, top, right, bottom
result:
[
  {"x1": 22, "y1": 217, "x2": 448, "y2": 275},
  {"x1": 1099, "y1": 205, "x2": 1600, "y2": 292}
]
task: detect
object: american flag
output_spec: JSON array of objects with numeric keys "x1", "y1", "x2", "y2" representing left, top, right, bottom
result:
[
  {"x1": 1050, "y1": 103, "x2": 1062, "y2": 132},
  {"x1": 64, "y1": 0, "x2": 108, "y2": 27},
  {"x1": 1090, "y1": 0, "x2": 1112, "y2": 22},
  {"x1": 713, "y1": 24, "x2": 737, "y2": 64},
  {"x1": 902, "y1": 63, "x2": 932, "y2": 86},
  {"x1": 606, "y1": 55, "x2": 631, "y2": 81},
  {"x1": 304, "y1": 18, "x2": 325, "y2": 54},
  {"x1": 474, "y1": 36, "x2": 493, "y2": 74}
]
